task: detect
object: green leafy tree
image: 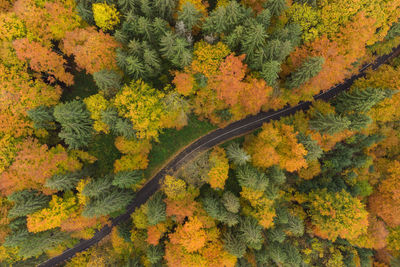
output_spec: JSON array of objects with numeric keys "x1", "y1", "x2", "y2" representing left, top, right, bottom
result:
[
  {"x1": 226, "y1": 143, "x2": 251, "y2": 166},
  {"x1": 222, "y1": 191, "x2": 240, "y2": 214},
  {"x1": 27, "y1": 106, "x2": 55, "y2": 130},
  {"x1": 113, "y1": 170, "x2": 144, "y2": 189},
  {"x1": 7, "y1": 191, "x2": 50, "y2": 219},
  {"x1": 53, "y1": 101, "x2": 94, "y2": 149},
  {"x1": 147, "y1": 192, "x2": 166, "y2": 225},
  {"x1": 178, "y1": 2, "x2": 202, "y2": 32},
  {"x1": 45, "y1": 171, "x2": 84, "y2": 191},
  {"x1": 285, "y1": 57, "x2": 324, "y2": 89},
  {"x1": 309, "y1": 112, "x2": 351, "y2": 135}
]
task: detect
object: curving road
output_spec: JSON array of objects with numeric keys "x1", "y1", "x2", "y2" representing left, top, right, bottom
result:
[{"x1": 38, "y1": 45, "x2": 400, "y2": 267}]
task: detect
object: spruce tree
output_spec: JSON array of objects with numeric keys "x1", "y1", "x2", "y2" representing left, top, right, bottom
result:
[
  {"x1": 202, "y1": 193, "x2": 239, "y2": 226},
  {"x1": 256, "y1": 9, "x2": 271, "y2": 28},
  {"x1": 267, "y1": 227, "x2": 286, "y2": 243},
  {"x1": 45, "y1": 170, "x2": 85, "y2": 191},
  {"x1": 347, "y1": 113, "x2": 372, "y2": 131},
  {"x1": 114, "y1": 118, "x2": 137, "y2": 139},
  {"x1": 7, "y1": 190, "x2": 50, "y2": 219},
  {"x1": 53, "y1": 100, "x2": 93, "y2": 149},
  {"x1": 309, "y1": 112, "x2": 351, "y2": 135},
  {"x1": 27, "y1": 105, "x2": 55, "y2": 130},
  {"x1": 147, "y1": 245, "x2": 164, "y2": 264},
  {"x1": 113, "y1": 170, "x2": 144, "y2": 189},
  {"x1": 236, "y1": 165, "x2": 269, "y2": 191},
  {"x1": 178, "y1": 2, "x2": 202, "y2": 31},
  {"x1": 222, "y1": 191, "x2": 240, "y2": 213},
  {"x1": 81, "y1": 175, "x2": 113, "y2": 198},
  {"x1": 261, "y1": 60, "x2": 281, "y2": 86},
  {"x1": 284, "y1": 243, "x2": 302, "y2": 267},
  {"x1": 238, "y1": 216, "x2": 264, "y2": 250},
  {"x1": 268, "y1": 243, "x2": 287, "y2": 265},
  {"x1": 226, "y1": 142, "x2": 251, "y2": 166},
  {"x1": 265, "y1": 0, "x2": 287, "y2": 16},
  {"x1": 241, "y1": 23, "x2": 268, "y2": 62},
  {"x1": 125, "y1": 55, "x2": 146, "y2": 79},
  {"x1": 101, "y1": 107, "x2": 119, "y2": 129},
  {"x1": 147, "y1": 192, "x2": 166, "y2": 225},
  {"x1": 285, "y1": 57, "x2": 324, "y2": 89},
  {"x1": 93, "y1": 70, "x2": 122, "y2": 97},
  {"x1": 83, "y1": 188, "x2": 133, "y2": 217},
  {"x1": 286, "y1": 215, "x2": 304, "y2": 237},
  {"x1": 266, "y1": 165, "x2": 286, "y2": 185},
  {"x1": 296, "y1": 133, "x2": 323, "y2": 161},
  {"x1": 222, "y1": 229, "x2": 247, "y2": 258},
  {"x1": 335, "y1": 87, "x2": 390, "y2": 114},
  {"x1": 153, "y1": 0, "x2": 176, "y2": 20}
]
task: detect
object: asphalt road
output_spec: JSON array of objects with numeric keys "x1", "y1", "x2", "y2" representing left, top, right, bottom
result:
[{"x1": 38, "y1": 45, "x2": 400, "y2": 267}]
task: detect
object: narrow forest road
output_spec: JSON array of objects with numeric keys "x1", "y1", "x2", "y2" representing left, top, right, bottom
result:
[{"x1": 38, "y1": 45, "x2": 400, "y2": 267}]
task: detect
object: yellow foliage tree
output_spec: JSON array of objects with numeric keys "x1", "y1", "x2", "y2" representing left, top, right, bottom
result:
[
  {"x1": 92, "y1": 3, "x2": 120, "y2": 31},
  {"x1": 208, "y1": 147, "x2": 229, "y2": 189},
  {"x1": 83, "y1": 94, "x2": 110, "y2": 133}
]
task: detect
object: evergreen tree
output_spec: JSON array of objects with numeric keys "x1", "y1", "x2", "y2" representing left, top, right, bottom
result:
[
  {"x1": 261, "y1": 60, "x2": 281, "y2": 86},
  {"x1": 27, "y1": 106, "x2": 55, "y2": 130},
  {"x1": 256, "y1": 9, "x2": 271, "y2": 28},
  {"x1": 268, "y1": 242, "x2": 287, "y2": 265},
  {"x1": 178, "y1": 2, "x2": 202, "y2": 31},
  {"x1": 202, "y1": 193, "x2": 239, "y2": 226},
  {"x1": 238, "y1": 216, "x2": 264, "y2": 250},
  {"x1": 76, "y1": 0, "x2": 94, "y2": 24},
  {"x1": 53, "y1": 100, "x2": 93, "y2": 149},
  {"x1": 236, "y1": 165, "x2": 269, "y2": 191},
  {"x1": 309, "y1": 112, "x2": 351, "y2": 135},
  {"x1": 45, "y1": 170, "x2": 86, "y2": 191},
  {"x1": 147, "y1": 192, "x2": 166, "y2": 225},
  {"x1": 114, "y1": 118, "x2": 137, "y2": 139},
  {"x1": 335, "y1": 87, "x2": 391, "y2": 114},
  {"x1": 266, "y1": 165, "x2": 286, "y2": 185},
  {"x1": 226, "y1": 142, "x2": 251, "y2": 166},
  {"x1": 297, "y1": 133, "x2": 323, "y2": 161},
  {"x1": 284, "y1": 243, "x2": 302, "y2": 267},
  {"x1": 222, "y1": 229, "x2": 247, "y2": 258},
  {"x1": 286, "y1": 215, "x2": 304, "y2": 237},
  {"x1": 267, "y1": 227, "x2": 286, "y2": 243},
  {"x1": 285, "y1": 57, "x2": 324, "y2": 89},
  {"x1": 147, "y1": 245, "x2": 164, "y2": 264},
  {"x1": 347, "y1": 113, "x2": 372, "y2": 131},
  {"x1": 113, "y1": 170, "x2": 144, "y2": 189},
  {"x1": 101, "y1": 107, "x2": 119, "y2": 129},
  {"x1": 225, "y1": 25, "x2": 244, "y2": 50},
  {"x1": 83, "y1": 188, "x2": 133, "y2": 217},
  {"x1": 81, "y1": 175, "x2": 113, "y2": 198},
  {"x1": 93, "y1": 70, "x2": 122, "y2": 97},
  {"x1": 117, "y1": 0, "x2": 136, "y2": 14},
  {"x1": 222, "y1": 191, "x2": 240, "y2": 213},
  {"x1": 160, "y1": 32, "x2": 192, "y2": 68},
  {"x1": 241, "y1": 22, "x2": 268, "y2": 62},
  {"x1": 7, "y1": 190, "x2": 50, "y2": 219},
  {"x1": 125, "y1": 55, "x2": 146, "y2": 79},
  {"x1": 255, "y1": 246, "x2": 272, "y2": 266},
  {"x1": 265, "y1": 0, "x2": 287, "y2": 17},
  {"x1": 153, "y1": 0, "x2": 176, "y2": 20}
]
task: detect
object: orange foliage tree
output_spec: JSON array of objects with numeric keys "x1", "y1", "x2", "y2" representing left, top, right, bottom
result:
[
  {"x1": 13, "y1": 38, "x2": 74, "y2": 85},
  {"x1": 369, "y1": 160, "x2": 400, "y2": 227},
  {"x1": 245, "y1": 122, "x2": 307, "y2": 172},
  {"x1": 0, "y1": 138, "x2": 81, "y2": 195},
  {"x1": 61, "y1": 27, "x2": 119, "y2": 74}
]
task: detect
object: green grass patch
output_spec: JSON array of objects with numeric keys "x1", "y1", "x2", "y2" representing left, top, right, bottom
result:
[
  {"x1": 145, "y1": 115, "x2": 216, "y2": 178},
  {"x1": 87, "y1": 133, "x2": 121, "y2": 176},
  {"x1": 61, "y1": 71, "x2": 98, "y2": 102}
]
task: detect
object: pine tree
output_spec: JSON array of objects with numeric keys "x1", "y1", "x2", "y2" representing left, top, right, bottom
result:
[
  {"x1": 241, "y1": 23, "x2": 268, "y2": 62},
  {"x1": 27, "y1": 106, "x2": 55, "y2": 130},
  {"x1": 83, "y1": 188, "x2": 133, "y2": 217},
  {"x1": 265, "y1": 0, "x2": 287, "y2": 17},
  {"x1": 334, "y1": 87, "x2": 390, "y2": 114},
  {"x1": 285, "y1": 57, "x2": 324, "y2": 89},
  {"x1": 93, "y1": 70, "x2": 122, "y2": 97},
  {"x1": 178, "y1": 2, "x2": 202, "y2": 31},
  {"x1": 286, "y1": 215, "x2": 304, "y2": 237},
  {"x1": 114, "y1": 118, "x2": 137, "y2": 139},
  {"x1": 226, "y1": 142, "x2": 251, "y2": 166},
  {"x1": 101, "y1": 107, "x2": 119, "y2": 129},
  {"x1": 147, "y1": 192, "x2": 166, "y2": 225},
  {"x1": 202, "y1": 192, "x2": 239, "y2": 226},
  {"x1": 261, "y1": 60, "x2": 281, "y2": 86},
  {"x1": 296, "y1": 133, "x2": 323, "y2": 161},
  {"x1": 81, "y1": 175, "x2": 113, "y2": 198},
  {"x1": 256, "y1": 9, "x2": 271, "y2": 28},
  {"x1": 225, "y1": 25, "x2": 244, "y2": 51},
  {"x1": 147, "y1": 245, "x2": 164, "y2": 264},
  {"x1": 7, "y1": 191, "x2": 50, "y2": 219},
  {"x1": 153, "y1": 0, "x2": 176, "y2": 20},
  {"x1": 53, "y1": 100, "x2": 93, "y2": 149},
  {"x1": 309, "y1": 112, "x2": 351, "y2": 135},
  {"x1": 267, "y1": 227, "x2": 286, "y2": 243},
  {"x1": 268, "y1": 243, "x2": 287, "y2": 265},
  {"x1": 125, "y1": 55, "x2": 146, "y2": 79},
  {"x1": 284, "y1": 243, "x2": 302, "y2": 267},
  {"x1": 45, "y1": 170, "x2": 86, "y2": 191},
  {"x1": 222, "y1": 229, "x2": 247, "y2": 258},
  {"x1": 113, "y1": 170, "x2": 144, "y2": 189},
  {"x1": 238, "y1": 216, "x2": 264, "y2": 250},
  {"x1": 222, "y1": 191, "x2": 240, "y2": 213}
]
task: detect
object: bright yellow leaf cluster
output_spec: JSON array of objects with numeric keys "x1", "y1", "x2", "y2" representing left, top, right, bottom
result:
[
  {"x1": 191, "y1": 41, "x2": 230, "y2": 78},
  {"x1": 83, "y1": 94, "x2": 110, "y2": 133},
  {"x1": 92, "y1": 3, "x2": 120, "y2": 31}
]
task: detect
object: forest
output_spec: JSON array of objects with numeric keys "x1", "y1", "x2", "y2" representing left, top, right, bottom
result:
[{"x1": 0, "y1": 0, "x2": 400, "y2": 265}]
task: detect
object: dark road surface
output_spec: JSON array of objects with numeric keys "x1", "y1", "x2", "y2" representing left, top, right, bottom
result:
[{"x1": 38, "y1": 45, "x2": 400, "y2": 267}]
